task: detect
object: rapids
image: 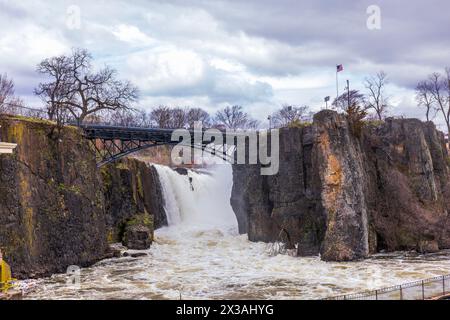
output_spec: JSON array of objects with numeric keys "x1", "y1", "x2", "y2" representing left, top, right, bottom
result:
[{"x1": 23, "y1": 164, "x2": 450, "y2": 300}]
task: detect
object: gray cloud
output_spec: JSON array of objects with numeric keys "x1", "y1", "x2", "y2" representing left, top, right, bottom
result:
[{"x1": 0, "y1": 0, "x2": 449, "y2": 121}]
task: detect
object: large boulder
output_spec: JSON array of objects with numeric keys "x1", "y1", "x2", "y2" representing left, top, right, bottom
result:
[{"x1": 122, "y1": 225, "x2": 152, "y2": 250}]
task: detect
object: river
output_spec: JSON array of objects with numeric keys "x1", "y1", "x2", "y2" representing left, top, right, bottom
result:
[{"x1": 23, "y1": 164, "x2": 450, "y2": 300}]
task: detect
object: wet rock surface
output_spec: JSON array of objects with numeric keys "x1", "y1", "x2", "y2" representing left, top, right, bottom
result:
[
  {"x1": 101, "y1": 158, "x2": 166, "y2": 243},
  {"x1": 123, "y1": 251, "x2": 148, "y2": 258},
  {"x1": 122, "y1": 225, "x2": 152, "y2": 250}
]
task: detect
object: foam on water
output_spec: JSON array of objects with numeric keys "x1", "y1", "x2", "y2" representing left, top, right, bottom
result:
[{"x1": 23, "y1": 164, "x2": 450, "y2": 300}]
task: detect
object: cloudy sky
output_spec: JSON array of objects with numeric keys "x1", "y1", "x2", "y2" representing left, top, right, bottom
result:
[{"x1": 1, "y1": 0, "x2": 449, "y2": 128}]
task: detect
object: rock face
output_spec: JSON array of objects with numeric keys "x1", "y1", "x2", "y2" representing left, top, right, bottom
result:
[
  {"x1": 231, "y1": 110, "x2": 450, "y2": 261},
  {"x1": 232, "y1": 126, "x2": 326, "y2": 256},
  {"x1": 313, "y1": 111, "x2": 369, "y2": 261},
  {"x1": 0, "y1": 116, "x2": 166, "y2": 278},
  {"x1": 122, "y1": 225, "x2": 152, "y2": 250},
  {"x1": 362, "y1": 118, "x2": 450, "y2": 254},
  {"x1": 0, "y1": 117, "x2": 109, "y2": 278},
  {"x1": 101, "y1": 158, "x2": 166, "y2": 244}
]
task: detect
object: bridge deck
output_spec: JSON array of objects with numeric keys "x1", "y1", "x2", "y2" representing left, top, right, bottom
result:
[{"x1": 80, "y1": 125, "x2": 177, "y2": 143}]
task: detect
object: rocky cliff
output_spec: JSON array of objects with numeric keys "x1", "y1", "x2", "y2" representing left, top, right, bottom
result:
[
  {"x1": 101, "y1": 158, "x2": 166, "y2": 245},
  {"x1": 0, "y1": 116, "x2": 109, "y2": 278},
  {"x1": 0, "y1": 116, "x2": 165, "y2": 278},
  {"x1": 231, "y1": 110, "x2": 450, "y2": 261}
]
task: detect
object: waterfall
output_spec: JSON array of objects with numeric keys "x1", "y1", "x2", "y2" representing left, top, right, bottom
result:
[
  {"x1": 153, "y1": 164, "x2": 238, "y2": 234},
  {"x1": 24, "y1": 165, "x2": 450, "y2": 300}
]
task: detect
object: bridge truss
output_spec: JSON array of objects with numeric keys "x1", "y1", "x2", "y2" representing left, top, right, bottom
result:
[{"x1": 80, "y1": 124, "x2": 235, "y2": 167}]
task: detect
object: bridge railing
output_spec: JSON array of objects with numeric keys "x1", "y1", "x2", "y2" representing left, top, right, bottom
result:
[{"x1": 325, "y1": 274, "x2": 450, "y2": 300}]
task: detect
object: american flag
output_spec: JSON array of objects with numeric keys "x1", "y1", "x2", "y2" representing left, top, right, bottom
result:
[{"x1": 337, "y1": 64, "x2": 344, "y2": 72}]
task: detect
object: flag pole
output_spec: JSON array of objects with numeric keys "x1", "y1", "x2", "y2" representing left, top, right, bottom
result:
[
  {"x1": 336, "y1": 66, "x2": 339, "y2": 107},
  {"x1": 347, "y1": 79, "x2": 350, "y2": 109}
]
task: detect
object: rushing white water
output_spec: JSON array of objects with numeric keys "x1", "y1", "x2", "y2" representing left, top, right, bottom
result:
[
  {"x1": 153, "y1": 164, "x2": 238, "y2": 233},
  {"x1": 23, "y1": 164, "x2": 450, "y2": 300}
]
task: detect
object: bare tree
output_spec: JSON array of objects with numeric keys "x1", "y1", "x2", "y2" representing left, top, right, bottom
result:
[
  {"x1": 429, "y1": 68, "x2": 450, "y2": 133},
  {"x1": 214, "y1": 105, "x2": 259, "y2": 130},
  {"x1": 98, "y1": 109, "x2": 151, "y2": 127},
  {"x1": 332, "y1": 90, "x2": 367, "y2": 113},
  {"x1": 416, "y1": 80, "x2": 436, "y2": 122},
  {"x1": 187, "y1": 107, "x2": 211, "y2": 128},
  {"x1": 271, "y1": 105, "x2": 309, "y2": 128},
  {"x1": 34, "y1": 54, "x2": 72, "y2": 122},
  {"x1": 365, "y1": 71, "x2": 389, "y2": 120},
  {"x1": 169, "y1": 107, "x2": 188, "y2": 128},
  {"x1": 0, "y1": 73, "x2": 24, "y2": 114},
  {"x1": 108, "y1": 109, "x2": 135, "y2": 127},
  {"x1": 35, "y1": 48, "x2": 138, "y2": 125},
  {"x1": 150, "y1": 106, "x2": 172, "y2": 128},
  {"x1": 135, "y1": 110, "x2": 152, "y2": 127},
  {"x1": 0, "y1": 73, "x2": 14, "y2": 109},
  {"x1": 245, "y1": 118, "x2": 260, "y2": 130},
  {"x1": 419, "y1": 69, "x2": 450, "y2": 134},
  {"x1": 83, "y1": 113, "x2": 106, "y2": 124}
]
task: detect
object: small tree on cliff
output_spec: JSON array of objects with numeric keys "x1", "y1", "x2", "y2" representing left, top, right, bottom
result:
[
  {"x1": 333, "y1": 90, "x2": 368, "y2": 137},
  {"x1": 35, "y1": 48, "x2": 138, "y2": 125},
  {"x1": 0, "y1": 73, "x2": 24, "y2": 115},
  {"x1": 416, "y1": 80, "x2": 436, "y2": 122},
  {"x1": 271, "y1": 105, "x2": 309, "y2": 128},
  {"x1": 365, "y1": 71, "x2": 389, "y2": 120},
  {"x1": 416, "y1": 68, "x2": 450, "y2": 133},
  {"x1": 332, "y1": 90, "x2": 367, "y2": 114}
]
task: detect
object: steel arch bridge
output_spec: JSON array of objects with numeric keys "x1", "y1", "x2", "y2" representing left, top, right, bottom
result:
[{"x1": 80, "y1": 124, "x2": 236, "y2": 167}]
